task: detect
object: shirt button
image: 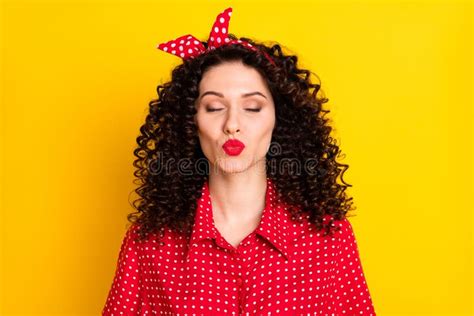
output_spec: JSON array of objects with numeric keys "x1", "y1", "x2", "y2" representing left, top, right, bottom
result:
[{"x1": 236, "y1": 277, "x2": 243, "y2": 286}]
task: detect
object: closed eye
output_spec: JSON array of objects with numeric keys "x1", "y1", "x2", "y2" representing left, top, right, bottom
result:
[{"x1": 205, "y1": 108, "x2": 261, "y2": 112}]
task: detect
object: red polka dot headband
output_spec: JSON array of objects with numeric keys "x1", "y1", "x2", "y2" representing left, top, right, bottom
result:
[{"x1": 156, "y1": 7, "x2": 276, "y2": 66}]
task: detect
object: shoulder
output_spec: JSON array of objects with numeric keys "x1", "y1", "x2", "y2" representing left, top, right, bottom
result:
[
  {"x1": 331, "y1": 217, "x2": 362, "y2": 255},
  {"x1": 119, "y1": 224, "x2": 150, "y2": 253},
  {"x1": 318, "y1": 214, "x2": 356, "y2": 237},
  {"x1": 309, "y1": 215, "x2": 358, "y2": 246},
  {"x1": 123, "y1": 223, "x2": 181, "y2": 250},
  {"x1": 116, "y1": 224, "x2": 142, "y2": 258},
  {"x1": 123, "y1": 223, "x2": 141, "y2": 242},
  {"x1": 334, "y1": 217, "x2": 355, "y2": 235}
]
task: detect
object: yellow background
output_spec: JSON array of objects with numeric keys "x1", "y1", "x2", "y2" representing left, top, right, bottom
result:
[{"x1": 1, "y1": 0, "x2": 472, "y2": 315}]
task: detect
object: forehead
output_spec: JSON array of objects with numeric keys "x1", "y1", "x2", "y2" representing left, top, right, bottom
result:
[{"x1": 199, "y1": 61, "x2": 269, "y2": 93}]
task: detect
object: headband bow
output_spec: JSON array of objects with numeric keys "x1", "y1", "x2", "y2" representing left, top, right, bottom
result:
[{"x1": 156, "y1": 7, "x2": 275, "y2": 66}]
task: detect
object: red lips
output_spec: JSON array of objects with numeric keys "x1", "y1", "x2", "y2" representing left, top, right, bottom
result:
[{"x1": 222, "y1": 139, "x2": 245, "y2": 156}]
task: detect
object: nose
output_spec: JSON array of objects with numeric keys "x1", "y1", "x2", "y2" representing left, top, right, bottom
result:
[{"x1": 223, "y1": 108, "x2": 240, "y2": 135}]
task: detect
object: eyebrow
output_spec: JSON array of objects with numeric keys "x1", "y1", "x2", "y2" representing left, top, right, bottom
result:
[{"x1": 198, "y1": 91, "x2": 267, "y2": 101}]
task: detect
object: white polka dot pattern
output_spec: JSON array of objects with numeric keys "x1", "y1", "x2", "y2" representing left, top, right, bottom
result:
[
  {"x1": 156, "y1": 7, "x2": 276, "y2": 66},
  {"x1": 102, "y1": 178, "x2": 376, "y2": 315}
]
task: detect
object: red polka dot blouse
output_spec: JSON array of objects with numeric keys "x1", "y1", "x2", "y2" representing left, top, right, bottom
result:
[{"x1": 102, "y1": 178, "x2": 376, "y2": 315}]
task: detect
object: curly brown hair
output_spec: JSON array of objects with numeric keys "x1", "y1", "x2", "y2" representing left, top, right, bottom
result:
[{"x1": 127, "y1": 34, "x2": 356, "y2": 242}]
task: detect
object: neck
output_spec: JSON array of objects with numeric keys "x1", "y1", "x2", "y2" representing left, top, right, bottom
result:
[{"x1": 208, "y1": 171, "x2": 268, "y2": 224}]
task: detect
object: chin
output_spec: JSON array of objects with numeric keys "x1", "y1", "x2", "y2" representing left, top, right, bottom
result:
[{"x1": 213, "y1": 157, "x2": 253, "y2": 174}]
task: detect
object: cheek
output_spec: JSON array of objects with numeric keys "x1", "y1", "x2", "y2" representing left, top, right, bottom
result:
[
  {"x1": 195, "y1": 114, "x2": 206, "y2": 135},
  {"x1": 249, "y1": 118, "x2": 275, "y2": 145},
  {"x1": 258, "y1": 113, "x2": 276, "y2": 136},
  {"x1": 195, "y1": 117, "x2": 218, "y2": 146}
]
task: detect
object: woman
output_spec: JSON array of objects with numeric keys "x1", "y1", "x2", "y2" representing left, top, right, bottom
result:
[{"x1": 103, "y1": 7, "x2": 376, "y2": 315}]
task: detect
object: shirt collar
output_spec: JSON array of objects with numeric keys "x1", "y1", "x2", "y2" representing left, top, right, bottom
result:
[{"x1": 186, "y1": 177, "x2": 300, "y2": 263}]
